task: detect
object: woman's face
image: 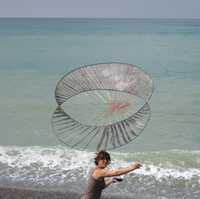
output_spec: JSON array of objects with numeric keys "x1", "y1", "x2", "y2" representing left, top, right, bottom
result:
[{"x1": 98, "y1": 159, "x2": 110, "y2": 168}]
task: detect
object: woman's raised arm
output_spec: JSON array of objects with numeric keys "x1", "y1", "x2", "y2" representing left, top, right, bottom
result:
[{"x1": 95, "y1": 161, "x2": 141, "y2": 178}]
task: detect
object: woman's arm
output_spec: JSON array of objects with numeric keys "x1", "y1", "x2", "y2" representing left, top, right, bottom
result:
[
  {"x1": 104, "y1": 178, "x2": 113, "y2": 187},
  {"x1": 95, "y1": 161, "x2": 141, "y2": 178},
  {"x1": 104, "y1": 177, "x2": 123, "y2": 188}
]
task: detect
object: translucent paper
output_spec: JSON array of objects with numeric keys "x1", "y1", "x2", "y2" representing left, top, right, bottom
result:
[{"x1": 52, "y1": 63, "x2": 153, "y2": 151}]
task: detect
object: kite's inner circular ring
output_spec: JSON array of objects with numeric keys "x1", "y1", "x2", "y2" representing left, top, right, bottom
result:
[
  {"x1": 52, "y1": 63, "x2": 153, "y2": 151},
  {"x1": 62, "y1": 89, "x2": 146, "y2": 126}
]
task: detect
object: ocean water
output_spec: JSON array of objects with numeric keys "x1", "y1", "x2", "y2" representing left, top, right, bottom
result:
[{"x1": 0, "y1": 18, "x2": 200, "y2": 198}]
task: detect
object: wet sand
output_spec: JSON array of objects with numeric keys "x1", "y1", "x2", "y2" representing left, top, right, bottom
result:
[{"x1": 0, "y1": 186, "x2": 143, "y2": 199}]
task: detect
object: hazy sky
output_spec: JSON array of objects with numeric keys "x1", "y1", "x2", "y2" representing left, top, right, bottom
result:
[{"x1": 0, "y1": 0, "x2": 200, "y2": 18}]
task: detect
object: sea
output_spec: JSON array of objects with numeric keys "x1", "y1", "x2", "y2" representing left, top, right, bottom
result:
[{"x1": 0, "y1": 18, "x2": 200, "y2": 198}]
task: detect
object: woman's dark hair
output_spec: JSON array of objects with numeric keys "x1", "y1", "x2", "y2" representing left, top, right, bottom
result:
[{"x1": 94, "y1": 150, "x2": 111, "y2": 165}]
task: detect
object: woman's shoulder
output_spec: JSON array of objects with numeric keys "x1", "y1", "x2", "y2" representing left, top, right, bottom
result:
[{"x1": 92, "y1": 167, "x2": 108, "y2": 178}]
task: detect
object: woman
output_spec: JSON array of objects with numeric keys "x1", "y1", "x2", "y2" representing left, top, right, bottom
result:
[{"x1": 81, "y1": 150, "x2": 141, "y2": 199}]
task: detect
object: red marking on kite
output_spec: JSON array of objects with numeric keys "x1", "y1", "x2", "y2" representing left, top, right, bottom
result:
[{"x1": 107, "y1": 102, "x2": 130, "y2": 115}]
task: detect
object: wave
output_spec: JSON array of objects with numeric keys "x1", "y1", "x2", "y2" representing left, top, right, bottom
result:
[{"x1": 0, "y1": 145, "x2": 199, "y2": 182}]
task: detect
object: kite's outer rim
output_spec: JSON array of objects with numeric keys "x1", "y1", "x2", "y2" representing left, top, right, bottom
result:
[{"x1": 54, "y1": 62, "x2": 155, "y2": 106}]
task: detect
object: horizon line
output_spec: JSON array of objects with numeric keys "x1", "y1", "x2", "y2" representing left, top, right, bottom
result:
[{"x1": 0, "y1": 17, "x2": 200, "y2": 19}]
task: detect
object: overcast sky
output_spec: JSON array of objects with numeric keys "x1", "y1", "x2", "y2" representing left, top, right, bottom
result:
[{"x1": 0, "y1": 0, "x2": 200, "y2": 18}]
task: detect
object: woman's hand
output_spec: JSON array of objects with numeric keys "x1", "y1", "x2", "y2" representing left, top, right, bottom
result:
[
  {"x1": 112, "y1": 177, "x2": 123, "y2": 183},
  {"x1": 131, "y1": 161, "x2": 141, "y2": 170}
]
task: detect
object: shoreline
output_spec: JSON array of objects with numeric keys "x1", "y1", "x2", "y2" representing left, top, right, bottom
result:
[{"x1": 0, "y1": 186, "x2": 150, "y2": 199}]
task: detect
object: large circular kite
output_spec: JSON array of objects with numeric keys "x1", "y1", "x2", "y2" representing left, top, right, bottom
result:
[{"x1": 51, "y1": 63, "x2": 153, "y2": 151}]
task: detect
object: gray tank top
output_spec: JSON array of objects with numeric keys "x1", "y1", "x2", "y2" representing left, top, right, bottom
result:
[{"x1": 81, "y1": 168, "x2": 106, "y2": 199}]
